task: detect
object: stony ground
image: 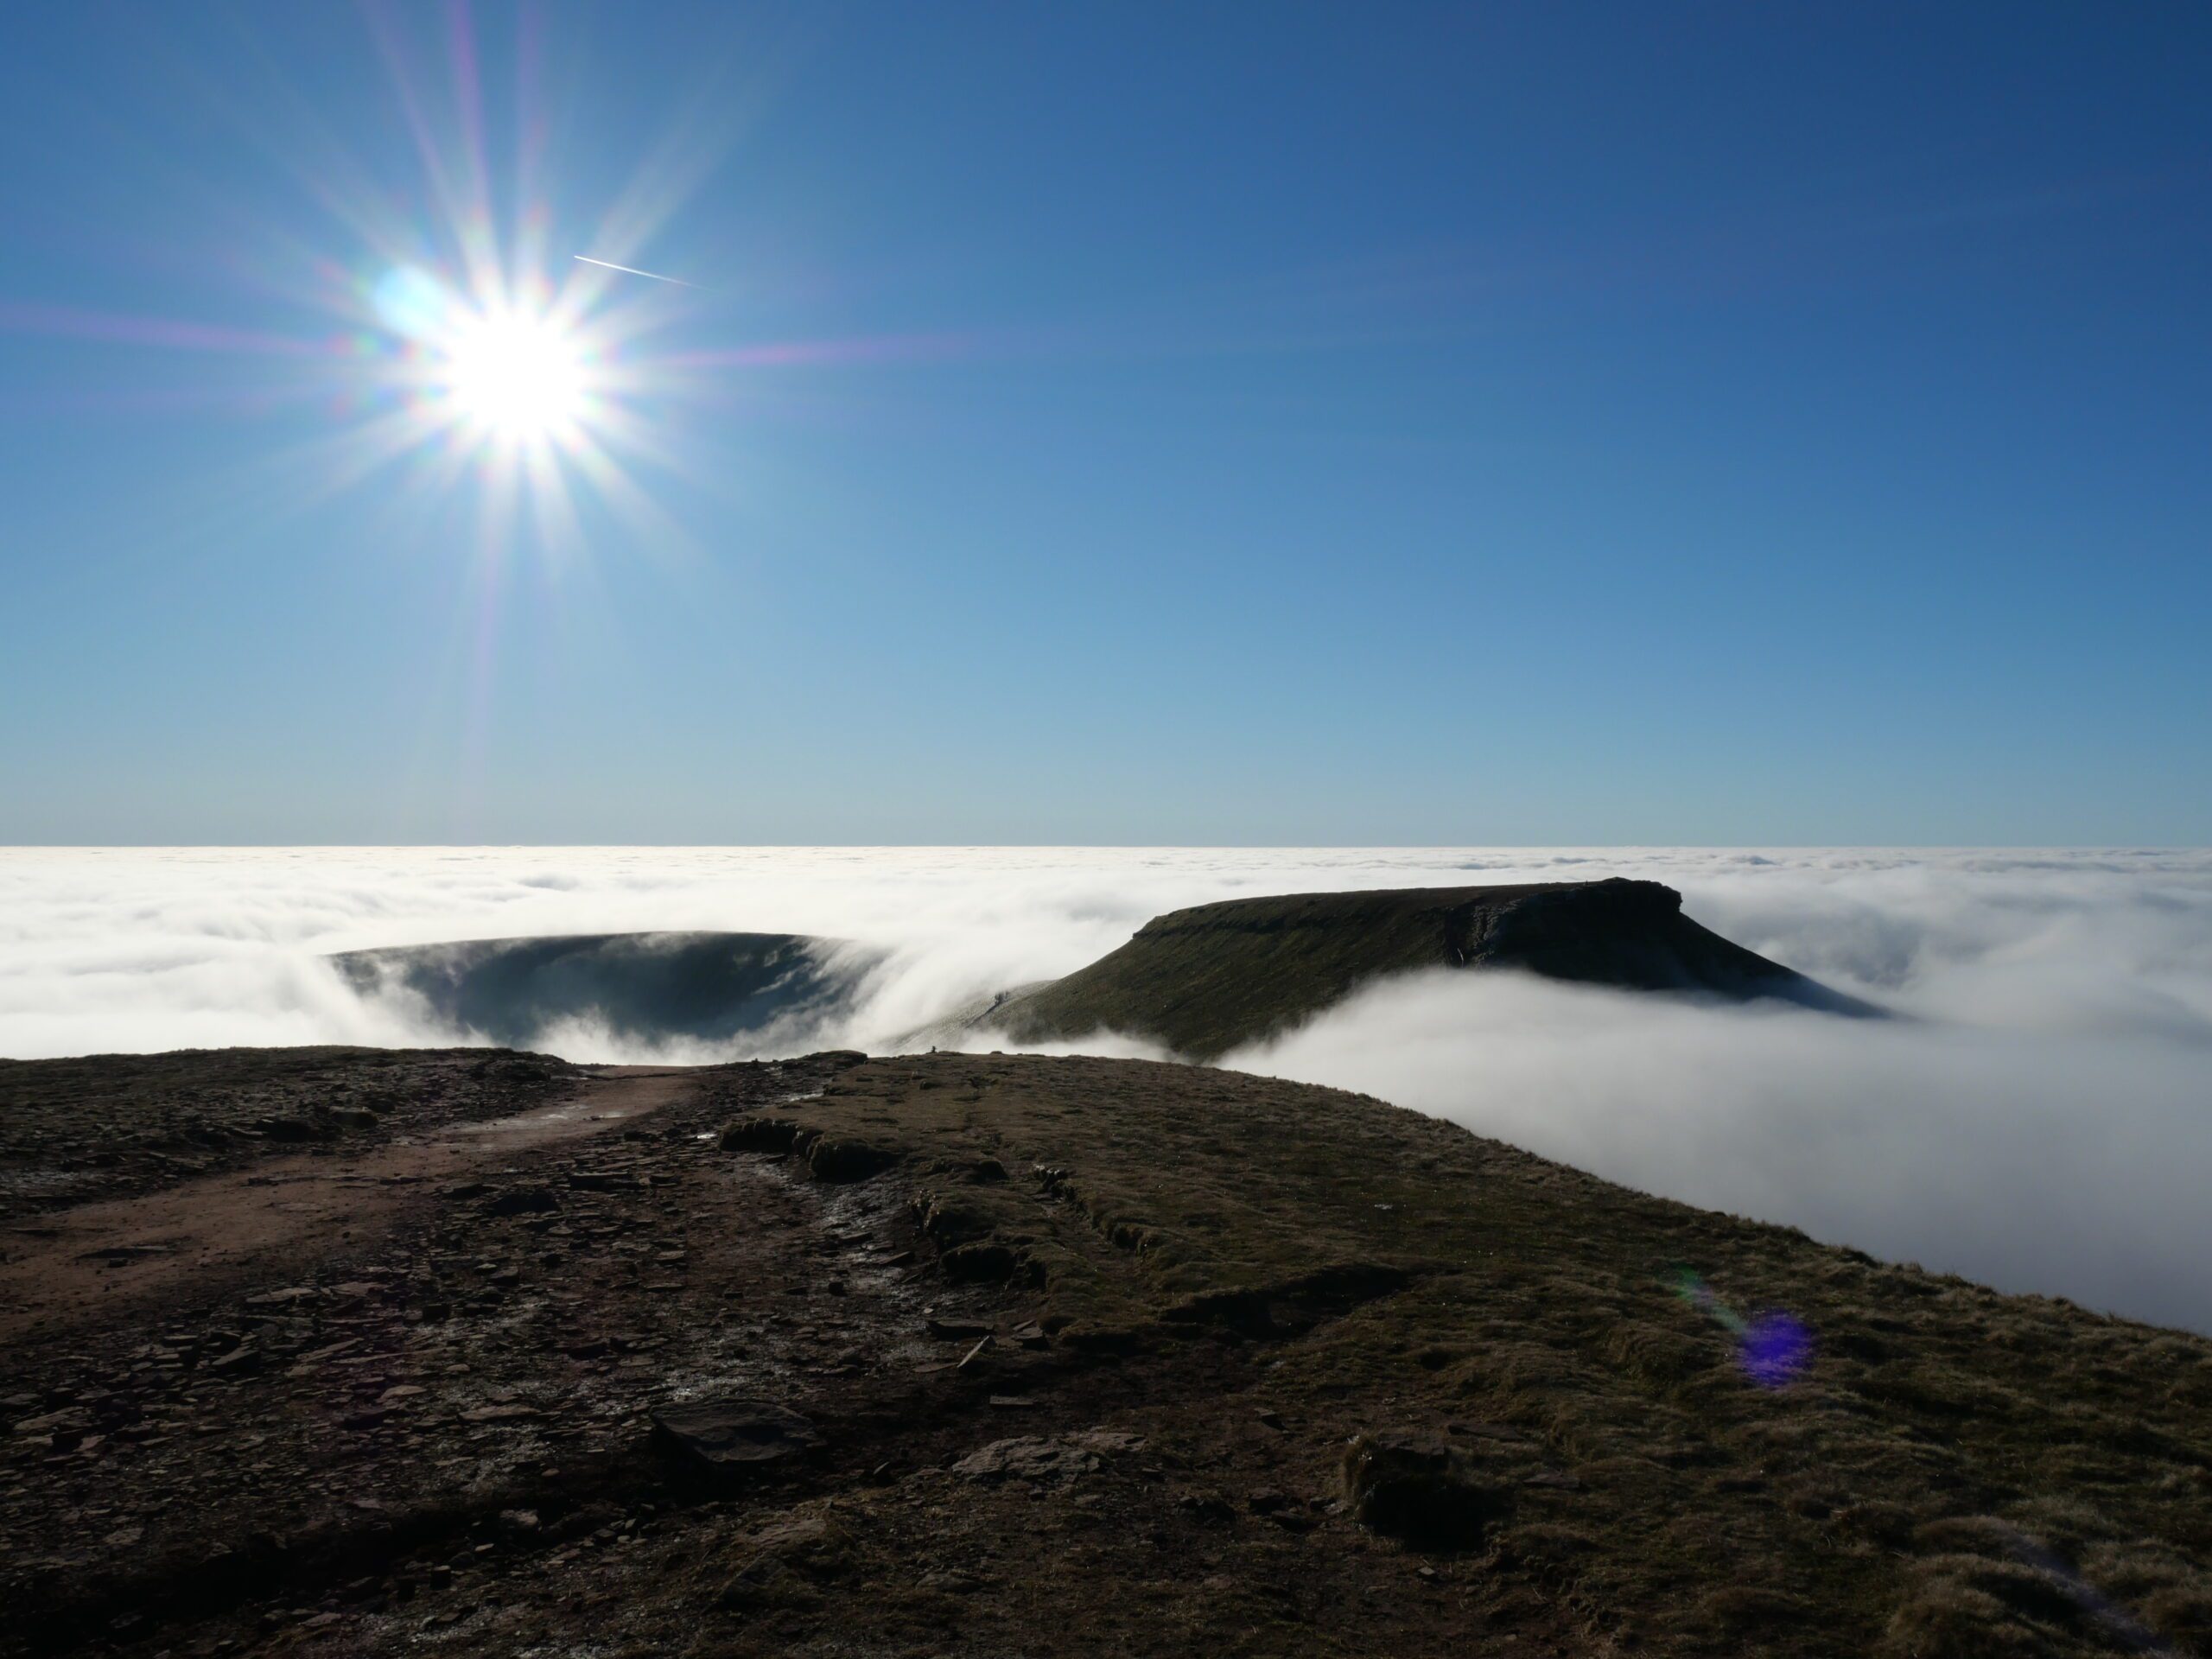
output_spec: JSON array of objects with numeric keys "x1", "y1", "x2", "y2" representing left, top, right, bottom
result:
[
  {"x1": 0, "y1": 1047, "x2": 575, "y2": 1222},
  {"x1": 3, "y1": 1047, "x2": 2209, "y2": 1657}
]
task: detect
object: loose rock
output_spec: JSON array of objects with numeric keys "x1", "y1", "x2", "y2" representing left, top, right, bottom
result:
[{"x1": 651, "y1": 1399, "x2": 820, "y2": 1480}]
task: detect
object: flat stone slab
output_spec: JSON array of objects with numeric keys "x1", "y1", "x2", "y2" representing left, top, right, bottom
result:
[
  {"x1": 951, "y1": 1430, "x2": 1143, "y2": 1484},
  {"x1": 650, "y1": 1399, "x2": 820, "y2": 1476}
]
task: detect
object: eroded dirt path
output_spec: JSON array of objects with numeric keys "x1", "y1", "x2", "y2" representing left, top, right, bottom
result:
[
  {"x1": 2, "y1": 1052, "x2": 935, "y2": 1658},
  {"x1": 7, "y1": 1047, "x2": 2208, "y2": 1658},
  {"x1": 0, "y1": 1067, "x2": 696, "y2": 1344},
  {"x1": 7, "y1": 1050, "x2": 1347, "y2": 1659}
]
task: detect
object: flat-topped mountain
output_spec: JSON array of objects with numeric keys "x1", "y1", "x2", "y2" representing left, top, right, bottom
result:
[
  {"x1": 982, "y1": 877, "x2": 1875, "y2": 1059},
  {"x1": 324, "y1": 883, "x2": 1865, "y2": 1064}
]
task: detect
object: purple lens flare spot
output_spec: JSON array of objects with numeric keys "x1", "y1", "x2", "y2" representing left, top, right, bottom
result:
[{"x1": 1739, "y1": 1313, "x2": 1814, "y2": 1388}]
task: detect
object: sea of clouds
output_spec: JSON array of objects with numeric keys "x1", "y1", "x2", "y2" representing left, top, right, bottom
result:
[{"x1": 3, "y1": 845, "x2": 2209, "y2": 1332}]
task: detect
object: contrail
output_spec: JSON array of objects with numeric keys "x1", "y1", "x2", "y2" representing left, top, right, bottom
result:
[{"x1": 573, "y1": 255, "x2": 696, "y2": 288}]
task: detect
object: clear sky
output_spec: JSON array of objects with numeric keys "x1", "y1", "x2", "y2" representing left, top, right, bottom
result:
[{"x1": 1, "y1": 3, "x2": 2205, "y2": 845}]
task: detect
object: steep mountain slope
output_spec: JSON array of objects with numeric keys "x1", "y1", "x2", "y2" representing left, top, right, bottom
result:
[
  {"x1": 333, "y1": 931, "x2": 869, "y2": 1049},
  {"x1": 985, "y1": 877, "x2": 1874, "y2": 1059}
]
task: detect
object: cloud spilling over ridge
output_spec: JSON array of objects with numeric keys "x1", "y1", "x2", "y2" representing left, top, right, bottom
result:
[
  {"x1": 3, "y1": 845, "x2": 2210, "y2": 1330},
  {"x1": 1224, "y1": 969, "x2": 2212, "y2": 1333}
]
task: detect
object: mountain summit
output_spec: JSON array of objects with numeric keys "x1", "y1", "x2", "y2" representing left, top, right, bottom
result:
[{"x1": 980, "y1": 878, "x2": 1875, "y2": 1059}]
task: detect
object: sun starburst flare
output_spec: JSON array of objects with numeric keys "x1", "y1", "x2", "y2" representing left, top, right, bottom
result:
[
  {"x1": 0, "y1": 0, "x2": 986, "y2": 686},
  {"x1": 372, "y1": 265, "x2": 601, "y2": 454}
]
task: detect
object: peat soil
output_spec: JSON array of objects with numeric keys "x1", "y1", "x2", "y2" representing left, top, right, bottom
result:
[{"x1": 2, "y1": 1048, "x2": 2209, "y2": 1658}]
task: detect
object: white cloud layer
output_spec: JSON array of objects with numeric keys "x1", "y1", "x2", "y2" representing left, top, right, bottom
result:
[{"x1": 3, "y1": 846, "x2": 2209, "y2": 1332}]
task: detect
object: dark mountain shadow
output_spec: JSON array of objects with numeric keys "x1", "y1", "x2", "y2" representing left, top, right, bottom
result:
[{"x1": 331, "y1": 932, "x2": 872, "y2": 1050}]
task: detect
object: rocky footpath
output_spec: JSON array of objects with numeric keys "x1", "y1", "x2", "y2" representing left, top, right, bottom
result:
[
  {"x1": 2, "y1": 1047, "x2": 2209, "y2": 1657},
  {"x1": 0, "y1": 1047, "x2": 575, "y2": 1222}
]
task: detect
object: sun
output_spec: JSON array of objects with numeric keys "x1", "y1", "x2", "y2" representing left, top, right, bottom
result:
[
  {"x1": 438, "y1": 307, "x2": 590, "y2": 445},
  {"x1": 367, "y1": 265, "x2": 610, "y2": 461}
]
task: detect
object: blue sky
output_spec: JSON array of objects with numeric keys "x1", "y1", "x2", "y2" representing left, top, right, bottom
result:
[{"x1": 1, "y1": 3, "x2": 2206, "y2": 845}]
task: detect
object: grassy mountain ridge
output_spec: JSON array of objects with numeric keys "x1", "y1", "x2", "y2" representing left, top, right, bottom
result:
[
  {"x1": 988, "y1": 878, "x2": 1872, "y2": 1059},
  {"x1": 1, "y1": 1046, "x2": 2204, "y2": 1654},
  {"x1": 715, "y1": 1052, "x2": 2212, "y2": 1656}
]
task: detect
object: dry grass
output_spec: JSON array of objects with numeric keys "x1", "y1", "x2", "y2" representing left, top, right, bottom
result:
[{"x1": 749, "y1": 1051, "x2": 2212, "y2": 1656}]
